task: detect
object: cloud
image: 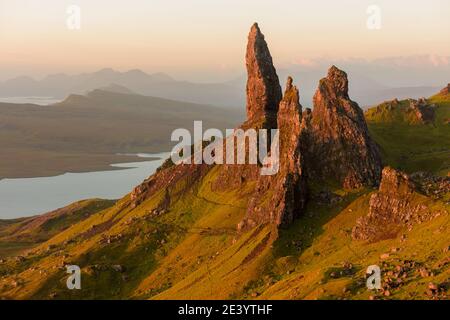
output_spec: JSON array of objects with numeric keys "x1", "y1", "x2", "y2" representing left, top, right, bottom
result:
[{"x1": 373, "y1": 55, "x2": 450, "y2": 68}]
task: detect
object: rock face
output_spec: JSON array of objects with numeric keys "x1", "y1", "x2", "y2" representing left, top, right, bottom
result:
[
  {"x1": 305, "y1": 66, "x2": 382, "y2": 189},
  {"x1": 245, "y1": 23, "x2": 282, "y2": 128},
  {"x1": 130, "y1": 161, "x2": 209, "y2": 209},
  {"x1": 440, "y1": 83, "x2": 450, "y2": 95},
  {"x1": 211, "y1": 23, "x2": 283, "y2": 193},
  {"x1": 239, "y1": 77, "x2": 307, "y2": 230},
  {"x1": 365, "y1": 97, "x2": 436, "y2": 125},
  {"x1": 352, "y1": 167, "x2": 434, "y2": 242},
  {"x1": 409, "y1": 98, "x2": 436, "y2": 123},
  {"x1": 410, "y1": 171, "x2": 450, "y2": 200}
]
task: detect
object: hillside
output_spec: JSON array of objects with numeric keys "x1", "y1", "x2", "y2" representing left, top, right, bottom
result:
[
  {"x1": 0, "y1": 69, "x2": 245, "y2": 108},
  {"x1": 0, "y1": 199, "x2": 115, "y2": 259},
  {"x1": 0, "y1": 166, "x2": 447, "y2": 299},
  {"x1": 0, "y1": 25, "x2": 448, "y2": 301},
  {"x1": 0, "y1": 90, "x2": 243, "y2": 179},
  {"x1": 1, "y1": 67, "x2": 446, "y2": 109},
  {"x1": 365, "y1": 86, "x2": 450, "y2": 175}
]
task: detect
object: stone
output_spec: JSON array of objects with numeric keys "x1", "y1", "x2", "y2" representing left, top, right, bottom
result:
[
  {"x1": 239, "y1": 76, "x2": 308, "y2": 230},
  {"x1": 419, "y1": 268, "x2": 429, "y2": 278},
  {"x1": 428, "y1": 282, "x2": 438, "y2": 291},
  {"x1": 439, "y1": 83, "x2": 450, "y2": 95},
  {"x1": 112, "y1": 265, "x2": 125, "y2": 273},
  {"x1": 408, "y1": 99, "x2": 435, "y2": 123},
  {"x1": 352, "y1": 167, "x2": 435, "y2": 242},
  {"x1": 380, "y1": 253, "x2": 390, "y2": 260},
  {"x1": 245, "y1": 22, "x2": 282, "y2": 128},
  {"x1": 304, "y1": 65, "x2": 382, "y2": 189}
]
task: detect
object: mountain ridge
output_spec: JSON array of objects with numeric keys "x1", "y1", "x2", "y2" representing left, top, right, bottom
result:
[
  {"x1": 1, "y1": 67, "x2": 444, "y2": 109},
  {"x1": 0, "y1": 90, "x2": 243, "y2": 179}
]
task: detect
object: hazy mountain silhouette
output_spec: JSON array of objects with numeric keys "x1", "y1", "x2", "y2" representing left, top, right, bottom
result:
[
  {"x1": 0, "y1": 69, "x2": 244, "y2": 108},
  {"x1": 0, "y1": 61, "x2": 445, "y2": 108},
  {"x1": 0, "y1": 89, "x2": 244, "y2": 179}
]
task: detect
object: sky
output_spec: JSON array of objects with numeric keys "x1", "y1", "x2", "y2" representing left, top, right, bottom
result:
[{"x1": 0, "y1": 0, "x2": 449, "y2": 82}]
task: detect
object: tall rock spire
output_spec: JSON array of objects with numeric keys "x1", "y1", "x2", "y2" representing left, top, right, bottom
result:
[
  {"x1": 245, "y1": 23, "x2": 282, "y2": 128},
  {"x1": 306, "y1": 65, "x2": 382, "y2": 189},
  {"x1": 239, "y1": 77, "x2": 307, "y2": 231}
]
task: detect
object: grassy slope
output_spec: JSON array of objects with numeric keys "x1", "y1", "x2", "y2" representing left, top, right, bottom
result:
[
  {"x1": 0, "y1": 199, "x2": 116, "y2": 241},
  {"x1": 0, "y1": 199, "x2": 115, "y2": 259},
  {"x1": 0, "y1": 93, "x2": 448, "y2": 300},
  {"x1": 0, "y1": 164, "x2": 447, "y2": 300},
  {"x1": 0, "y1": 166, "x2": 272, "y2": 299},
  {"x1": 254, "y1": 190, "x2": 449, "y2": 300},
  {"x1": 366, "y1": 94, "x2": 450, "y2": 175}
]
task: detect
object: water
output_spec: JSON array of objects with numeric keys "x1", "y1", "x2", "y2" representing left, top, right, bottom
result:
[
  {"x1": 0, "y1": 96, "x2": 61, "y2": 105},
  {"x1": 0, "y1": 153, "x2": 169, "y2": 219}
]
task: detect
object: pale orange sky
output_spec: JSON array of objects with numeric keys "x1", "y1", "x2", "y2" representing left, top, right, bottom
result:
[{"x1": 0, "y1": 0, "x2": 449, "y2": 81}]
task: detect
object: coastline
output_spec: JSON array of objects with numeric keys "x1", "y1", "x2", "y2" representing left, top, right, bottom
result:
[{"x1": 0, "y1": 151, "x2": 168, "y2": 181}]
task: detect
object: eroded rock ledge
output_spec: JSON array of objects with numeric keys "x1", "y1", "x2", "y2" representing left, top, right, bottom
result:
[{"x1": 352, "y1": 167, "x2": 445, "y2": 242}]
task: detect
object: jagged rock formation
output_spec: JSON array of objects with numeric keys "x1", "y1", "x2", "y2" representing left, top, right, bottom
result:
[
  {"x1": 410, "y1": 171, "x2": 450, "y2": 200},
  {"x1": 130, "y1": 161, "x2": 209, "y2": 209},
  {"x1": 440, "y1": 83, "x2": 450, "y2": 95},
  {"x1": 365, "y1": 97, "x2": 437, "y2": 125},
  {"x1": 239, "y1": 77, "x2": 307, "y2": 230},
  {"x1": 245, "y1": 23, "x2": 282, "y2": 128},
  {"x1": 135, "y1": 29, "x2": 383, "y2": 233},
  {"x1": 409, "y1": 98, "x2": 436, "y2": 123},
  {"x1": 304, "y1": 66, "x2": 382, "y2": 189},
  {"x1": 352, "y1": 167, "x2": 439, "y2": 242},
  {"x1": 211, "y1": 23, "x2": 283, "y2": 193}
]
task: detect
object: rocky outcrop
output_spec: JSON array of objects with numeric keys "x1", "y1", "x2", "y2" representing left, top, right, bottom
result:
[
  {"x1": 239, "y1": 77, "x2": 308, "y2": 230},
  {"x1": 211, "y1": 23, "x2": 283, "y2": 193},
  {"x1": 365, "y1": 97, "x2": 437, "y2": 125},
  {"x1": 305, "y1": 66, "x2": 382, "y2": 189},
  {"x1": 245, "y1": 23, "x2": 282, "y2": 129},
  {"x1": 130, "y1": 162, "x2": 209, "y2": 209},
  {"x1": 440, "y1": 83, "x2": 450, "y2": 95},
  {"x1": 410, "y1": 171, "x2": 450, "y2": 200},
  {"x1": 352, "y1": 167, "x2": 437, "y2": 242},
  {"x1": 409, "y1": 98, "x2": 436, "y2": 123}
]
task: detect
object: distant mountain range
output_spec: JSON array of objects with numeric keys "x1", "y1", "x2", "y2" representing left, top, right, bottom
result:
[
  {"x1": 0, "y1": 89, "x2": 244, "y2": 179},
  {"x1": 0, "y1": 68, "x2": 244, "y2": 108},
  {"x1": 0, "y1": 68, "x2": 442, "y2": 108}
]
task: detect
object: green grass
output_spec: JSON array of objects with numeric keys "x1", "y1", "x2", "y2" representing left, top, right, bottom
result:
[
  {"x1": 257, "y1": 192, "x2": 449, "y2": 300},
  {"x1": 365, "y1": 99, "x2": 420, "y2": 125},
  {"x1": 0, "y1": 242, "x2": 34, "y2": 259},
  {"x1": 366, "y1": 94, "x2": 450, "y2": 175},
  {"x1": 0, "y1": 93, "x2": 448, "y2": 300}
]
